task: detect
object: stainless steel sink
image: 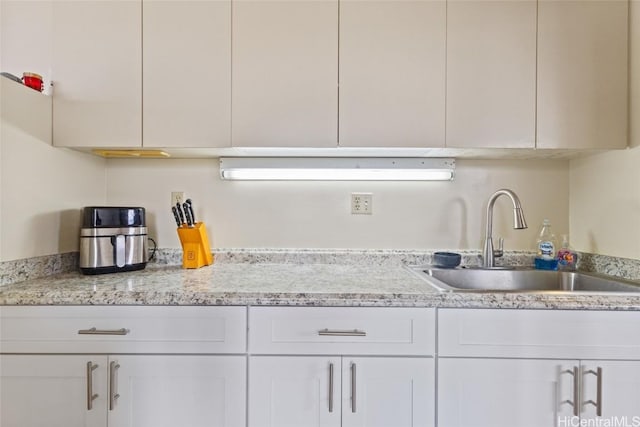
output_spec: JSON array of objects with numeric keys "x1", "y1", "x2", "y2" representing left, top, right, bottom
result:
[{"x1": 408, "y1": 266, "x2": 640, "y2": 294}]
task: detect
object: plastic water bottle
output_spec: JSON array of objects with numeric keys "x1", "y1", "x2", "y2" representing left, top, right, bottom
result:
[{"x1": 534, "y1": 219, "x2": 558, "y2": 270}]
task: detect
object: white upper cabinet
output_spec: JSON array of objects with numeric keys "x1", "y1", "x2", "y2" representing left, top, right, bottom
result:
[
  {"x1": 143, "y1": 0, "x2": 231, "y2": 148},
  {"x1": 339, "y1": 0, "x2": 445, "y2": 147},
  {"x1": 5, "y1": 0, "x2": 628, "y2": 152},
  {"x1": 446, "y1": 0, "x2": 536, "y2": 148},
  {"x1": 1, "y1": 78, "x2": 52, "y2": 146},
  {"x1": 52, "y1": 0, "x2": 142, "y2": 147},
  {"x1": 0, "y1": 0, "x2": 53, "y2": 91},
  {"x1": 537, "y1": 0, "x2": 628, "y2": 149},
  {"x1": 232, "y1": 0, "x2": 338, "y2": 147}
]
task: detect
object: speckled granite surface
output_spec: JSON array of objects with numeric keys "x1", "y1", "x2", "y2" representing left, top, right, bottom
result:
[
  {"x1": 1, "y1": 248, "x2": 535, "y2": 286},
  {"x1": 1, "y1": 255, "x2": 640, "y2": 310},
  {"x1": 1, "y1": 249, "x2": 639, "y2": 309},
  {"x1": 578, "y1": 252, "x2": 640, "y2": 282},
  {"x1": 0, "y1": 252, "x2": 78, "y2": 286}
]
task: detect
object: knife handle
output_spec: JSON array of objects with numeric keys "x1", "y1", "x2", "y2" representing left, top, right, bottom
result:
[
  {"x1": 183, "y1": 202, "x2": 194, "y2": 227},
  {"x1": 186, "y1": 199, "x2": 196, "y2": 223},
  {"x1": 171, "y1": 206, "x2": 182, "y2": 227},
  {"x1": 175, "y1": 203, "x2": 185, "y2": 225}
]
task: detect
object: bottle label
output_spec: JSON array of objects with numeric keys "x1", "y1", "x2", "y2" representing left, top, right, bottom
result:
[{"x1": 539, "y1": 241, "x2": 555, "y2": 258}]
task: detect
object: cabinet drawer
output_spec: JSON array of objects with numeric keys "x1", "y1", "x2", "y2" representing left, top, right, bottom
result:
[
  {"x1": 0, "y1": 306, "x2": 247, "y2": 354},
  {"x1": 438, "y1": 308, "x2": 640, "y2": 359},
  {"x1": 249, "y1": 307, "x2": 435, "y2": 355}
]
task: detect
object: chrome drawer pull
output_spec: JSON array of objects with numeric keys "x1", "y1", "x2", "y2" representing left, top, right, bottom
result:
[
  {"x1": 351, "y1": 362, "x2": 357, "y2": 413},
  {"x1": 78, "y1": 327, "x2": 129, "y2": 336},
  {"x1": 562, "y1": 367, "x2": 580, "y2": 416},
  {"x1": 328, "y1": 363, "x2": 334, "y2": 413},
  {"x1": 573, "y1": 366, "x2": 580, "y2": 417},
  {"x1": 109, "y1": 361, "x2": 120, "y2": 411},
  {"x1": 318, "y1": 329, "x2": 366, "y2": 337},
  {"x1": 86, "y1": 362, "x2": 99, "y2": 410},
  {"x1": 585, "y1": 367, "x2": 603, "y2": 417}
]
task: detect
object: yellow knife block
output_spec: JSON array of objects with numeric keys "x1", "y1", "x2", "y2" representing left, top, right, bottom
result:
[{"x1": 176, "y1": 222, "x2": 214, "y2": 269}]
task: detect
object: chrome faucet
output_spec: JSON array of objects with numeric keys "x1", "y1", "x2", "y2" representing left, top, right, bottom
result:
[{"x1": 482, "y1": 189, "x2": 527, "y2": 268}]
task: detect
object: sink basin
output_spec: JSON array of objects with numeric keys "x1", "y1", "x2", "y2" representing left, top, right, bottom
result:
[{"x1": 409, "y1": 266, "x2": 640, "y2": 293}]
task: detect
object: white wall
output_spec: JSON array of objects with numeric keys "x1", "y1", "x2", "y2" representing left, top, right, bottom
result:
[
  {"x1": 567, "y1": 1, "x2": 640, "y2": 260},
  {"x1": 570, "y1": 148, "x2": 640, "y2": 259},
  {"x1": 0, "y1": 114, "x2": 106, "y2": 262},
  {"x1": 106, "y1": 158, "x2": 569, "y2": 251}
]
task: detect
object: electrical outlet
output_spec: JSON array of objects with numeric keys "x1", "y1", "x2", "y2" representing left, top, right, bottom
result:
[
  {"x1": 351, "y1": 193, "x2": 373, "y2": 215},
  {"x1": 171, "y1": 192, "x2": 185, "y2": 206}
]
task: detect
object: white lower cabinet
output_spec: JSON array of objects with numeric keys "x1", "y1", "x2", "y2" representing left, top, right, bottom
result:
[
  {"x1": 0, "y1": 355, "x2": 108, "y2": 427},
  {"x1": 341, "y1": 357, "x2": 434, "y2": 427},
  {"x1": 0, "y1": 354, "x2": 246, "y2": 427},
  {"x1": 438, "y1": 358, "x2": 576, "y2": 427},
  {"x1": 8, "y1": 305, "x2": 640, "y2": 427},
  {"x1": 249, "y1": 356, "x2": 433, "y2": 427},
  {"x1": 249, "y1": 356, "x2": 340, "y2": 427},
  {"x1": 248, "y1": 307, "x2": 436, "y2": 427},
  {"x1": 0, "y1": 306, "x2": 248, "y2": 427},
  {"x1": 580, "y1": 361, "x2": 640, "y2": 420},
  {"x1": 438, "y1": 309, "x2": 640, "y2": 426},
  {"x1": 108, "y1": 355, "x2": 246, "y2": 427},
  {"x1": 438, "y1": 358, "x2": 640, "y2": 426}
]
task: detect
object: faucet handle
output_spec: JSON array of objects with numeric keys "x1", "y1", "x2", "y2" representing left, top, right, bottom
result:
[{"x1": 493, "y1": 237, "x2": 504, "y2": 258}]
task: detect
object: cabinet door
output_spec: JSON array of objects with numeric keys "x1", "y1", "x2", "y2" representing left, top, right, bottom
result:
[
  {"x1": 446, "y1": 0, "x2": 536, "y2": 148},
  {"x1": 537, "y1": 0, "x2": 628, "y2": 149},
  {"x1": 339, "y1": 0, "x2": 445, "y2": 147},
  {"x1": 232, "y1": 0, "x2": 338, "y2": 147},
  {"x1": 342, "y1": 357, "x2": 434, "y2": 427},
  {"x1": 143, "y1": 0, "x2": 231, "y2": 148},
  {"x1": 108, "y1": 355, "x2": 246, "y2": 427},
  {"x1": 249, "y1": 356, "x2": 341, "y2": 427},
  {"x1": 0, "y1": 0, "x2": 53, "y2": 93},
  {"x1": 438, "y1": 358, "x2": 576, "y2": 427},
  {"x1": 581, "y1": 361, "x2": 640, "y2": 420},
  {"x1": 0, "y1": 355, "x2": 108, "y2": 427},
  {"x1": 52, "y1": 0, "x2": 141, "y2": 147}
]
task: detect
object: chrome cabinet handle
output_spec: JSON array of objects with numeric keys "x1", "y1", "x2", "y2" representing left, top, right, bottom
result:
[
  {"x1": 78, "y1": 328, "x2": 129, "y2": 335},
  {"x1": 585, "y1": 367, "x2": 603, "y2": 416},
  {"x1": 328, "y1": 363, "x2": 334, "y2": 413},
  {"x1": 86, "y1": 362, "x2": 99, "y2": 410},
  {"x1": 573, "y1": 366, "x2": 580, "y2": 416},
  {"x1": 351, "y1": 362, "x2": 357, "y2": 413},
  {"x1": 318, "y1": 329, "x2": 366, "y2": 337},
  {"x1": 562, "y1": 367, "x2": 580, "y2": 416},
  {"x1": 109, "y1": 361, "x2": 120, "y2": 411}
]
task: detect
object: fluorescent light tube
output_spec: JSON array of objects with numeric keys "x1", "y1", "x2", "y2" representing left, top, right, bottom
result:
[{"x1": 219, "y1": 158, "x2": 455, "y2": 181}]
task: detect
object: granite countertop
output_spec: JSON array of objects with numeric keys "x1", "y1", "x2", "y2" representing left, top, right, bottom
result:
[{"x1": 2, "y1": 257, "x2": 640, "y2": 310}]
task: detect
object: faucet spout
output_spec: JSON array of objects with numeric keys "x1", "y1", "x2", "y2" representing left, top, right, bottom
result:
[{"x1": 482, "y1": 189, "x2": 528, "y2": 268}]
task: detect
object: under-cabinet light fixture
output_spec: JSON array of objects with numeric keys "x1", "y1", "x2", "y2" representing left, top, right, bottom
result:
[
  {"x1": 92, "y1": 149, "x2": 170, "y2": 158},
  {"x1": 219, "y1": 158, "x2": 455, "y2": 181}
]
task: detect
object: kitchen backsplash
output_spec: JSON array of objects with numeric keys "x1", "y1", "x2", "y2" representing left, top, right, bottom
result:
[{"x1": 2, "y1": 249, "x2": 638, "y2": 287}]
